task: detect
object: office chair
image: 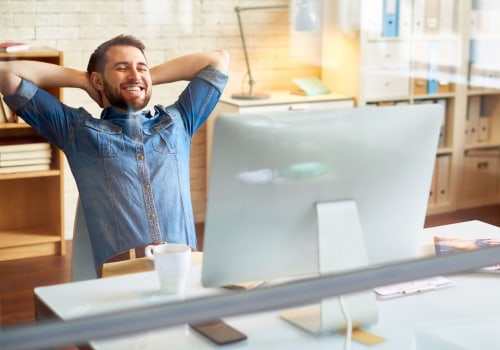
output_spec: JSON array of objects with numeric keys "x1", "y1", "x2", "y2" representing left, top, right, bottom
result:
[{"x1": 71, "y1": 198, "x2": 98, "y2": 281}]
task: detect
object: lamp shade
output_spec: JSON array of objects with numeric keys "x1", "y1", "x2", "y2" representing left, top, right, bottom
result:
[{"x1": 294, "y1": 1, "x2": 319, "y2": 31}]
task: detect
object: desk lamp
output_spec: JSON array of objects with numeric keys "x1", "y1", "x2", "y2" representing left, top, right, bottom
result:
[{"x1": 232, "y1": 0, "x2": 319, "y2": 100}]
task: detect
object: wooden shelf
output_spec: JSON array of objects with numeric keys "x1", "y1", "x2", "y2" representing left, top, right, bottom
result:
[
  {"x1": 0, "y1": 228, "x2": 63, "y2": 261},
  {"x1": 0, "y1": 47, "x2": 64, "y2": 261}
]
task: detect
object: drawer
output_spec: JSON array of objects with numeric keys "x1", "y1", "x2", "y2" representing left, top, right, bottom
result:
[
  {"x1": 238, "y1": 100, "x2": 355, "y2": 114},
  {"x1": 363, "y1": 72, "x2": 410, "y2": 99},
  {"x1": 364, "y1": 41, "x2": 411, "y2": 69}
]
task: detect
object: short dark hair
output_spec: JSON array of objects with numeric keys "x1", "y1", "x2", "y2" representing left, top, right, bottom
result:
[{"x1": 87, "y1": 34, "x2": 146, "y2": 75}]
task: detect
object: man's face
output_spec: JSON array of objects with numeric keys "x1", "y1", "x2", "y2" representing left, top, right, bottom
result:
[{"x1": 100, "y1": 45, "x2": 152, "y2": 112}]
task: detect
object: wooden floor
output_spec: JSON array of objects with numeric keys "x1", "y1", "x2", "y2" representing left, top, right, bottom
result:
[{"x1": 2, "y1": 206, "x2": 500, "y2": 330}]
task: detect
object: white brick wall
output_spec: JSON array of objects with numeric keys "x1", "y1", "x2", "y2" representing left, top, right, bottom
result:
[{"x1": 0, "y1": 0, "x2": 322, "y2": 238}]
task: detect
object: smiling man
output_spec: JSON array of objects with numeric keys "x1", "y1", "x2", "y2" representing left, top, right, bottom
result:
[{"x1": 0, "y1": 35, "x2": 229, "y2": 274}]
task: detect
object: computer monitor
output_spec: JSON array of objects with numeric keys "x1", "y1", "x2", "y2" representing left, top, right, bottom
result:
[{"x1": 201, "y1": 104, "x2": 443, "y2": 334}]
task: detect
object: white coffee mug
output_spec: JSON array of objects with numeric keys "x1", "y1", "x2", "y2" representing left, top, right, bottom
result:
[{"x1": 145, "y1": 243, "x2": 191, "y2": 294}]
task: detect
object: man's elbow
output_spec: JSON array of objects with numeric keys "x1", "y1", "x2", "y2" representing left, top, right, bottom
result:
[
  {"x1": 212, "y1": 49, "x2": 230, "y2": 73},
  {"x1": 0, "y1": 70, "x2": 22, "y2": 96}
]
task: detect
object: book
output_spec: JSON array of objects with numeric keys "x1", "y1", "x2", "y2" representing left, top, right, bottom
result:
[
  {"x1": 434, "y1": 236, "x2": 500, "y2": 272},
  {"x1": 0, "y1": 157, "x2": 51, "y2": 167},
  {"x1": 0, "y1": 95, "x2": 6, "y2": 123},
  {"x1": 0, "y1": 41, "x2": 29, "y2": 53},
  {"x1": 291, "y1": 77, "x2": 332, "y2": 96},
  {"x1": 0, "y1": 149, "x2": 52, "y2": 161},
  {"x1": 0, "y1": 137, "x2": 51, "y2": 153},
  {"x1": 1, "y1": 95, "x2": 16, "y2": 122},
  {"x1": 0, "y1": 163, "x2": 50, "y2": 174}
]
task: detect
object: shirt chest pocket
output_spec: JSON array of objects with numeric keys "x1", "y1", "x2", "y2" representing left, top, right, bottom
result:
[
  {"x1": 143, "y1": 117, "x2": 177, "y2": 155},
  {"x1": 76, "y1": 119, "x2": 124, "y2": 157}
]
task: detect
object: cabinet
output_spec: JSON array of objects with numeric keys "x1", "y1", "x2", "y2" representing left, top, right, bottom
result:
[
  {"x1": 0, "y1": 47, "x2": 65, "y2": 261},
  {"x1": 321, "y1": 0, "x2": 500, "y2": 214},
  {"x1": 204, "y1": 92, "x2": 354, "y2": 221}
]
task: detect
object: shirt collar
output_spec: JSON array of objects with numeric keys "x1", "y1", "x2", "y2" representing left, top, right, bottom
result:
[{"x1": 100, "y1": 106, "x2": 152, "y2": 120}]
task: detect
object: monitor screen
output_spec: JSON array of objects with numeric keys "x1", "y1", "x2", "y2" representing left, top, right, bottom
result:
[{"x1": 202, "y1": 104, "x2": 442, "y2": 288}]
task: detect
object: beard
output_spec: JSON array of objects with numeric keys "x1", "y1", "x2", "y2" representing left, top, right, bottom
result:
[{"x1": 103, "y1": 82, "x2": 151, "y2": 113}]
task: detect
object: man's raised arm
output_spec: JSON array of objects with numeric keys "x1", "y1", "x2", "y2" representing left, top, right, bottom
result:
[
  {"x1": 0, "y1": 60, "x2": 100, "y2": 103},
  {"x1": 150, "y1": 49, "x2": 229, "y2": 86}
]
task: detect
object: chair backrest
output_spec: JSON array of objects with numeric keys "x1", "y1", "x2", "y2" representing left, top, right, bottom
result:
[{"x1": 71, "y1": 199, "x2": 97, "y2": 281}]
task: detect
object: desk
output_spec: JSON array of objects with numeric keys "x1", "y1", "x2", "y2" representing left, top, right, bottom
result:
[{"x1": 35, "y1": 221, "x2": 500, "y2": 349}]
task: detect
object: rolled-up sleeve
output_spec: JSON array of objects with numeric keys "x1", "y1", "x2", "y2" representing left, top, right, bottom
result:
[{"x1": 3, "y1": 79, "x2": 38, "y2": 111}]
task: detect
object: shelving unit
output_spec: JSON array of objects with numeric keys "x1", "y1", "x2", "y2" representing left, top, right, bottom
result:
[
  {"x1": 0, "y1": 47, "x2": 65, "y2": 261},
  {"x1": 321, "y1": 0, "x2": 500, "y2": 215}
]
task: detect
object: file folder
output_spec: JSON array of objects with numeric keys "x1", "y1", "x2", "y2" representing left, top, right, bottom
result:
[
  {"x1": 478, "y1": 115, "x2": 490, "y2": 142},
  {"x1": 424, "y1": 0, "x2": 440, "y2": 34},
  {"x1": 428, "y1": 158, "x2": 438, "y2": 206},
  {"x1": 413, "y1": 0, "x2": 425, "y2": 35},
  {"x1": 427, "y1": 42, "x2": 439, "y2": 94},
  {"x1": 466, "y1": 96, "x2": 481, "y2": 145},
  {"x1": 439, "y1": 0, "x2": 456, "y2": 35},
  {"x1": 382, "y1": 0, "x2": 399, "y2": 37},
  {"x1": 436, "y1": 155, "x2": 450, "y2": 205},
  {"x1": 398, "y1": 0, "x2": 413, "y2": 37},
  {"x1": 436, "y1": 99, "x2": 447, "y2": 148}
]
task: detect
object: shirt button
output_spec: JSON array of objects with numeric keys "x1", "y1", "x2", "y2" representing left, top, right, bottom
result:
[
  {"x1": 144, "y1": 184, "x2": 150, "y2": 190},
  {"x1": 134, "y1": 137, "x2": 140, "y2": 142},
  {"x1": 138, "y1": 155, "x2": 145, "y2": 160},
  {"x1": 149, "y1": 213, "x2": 156, "y2": 220}
]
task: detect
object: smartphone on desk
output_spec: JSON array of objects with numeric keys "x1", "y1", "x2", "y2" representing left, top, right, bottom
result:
[{"x1": 190, "y1": 319, "x2": 247, "y2": 345}]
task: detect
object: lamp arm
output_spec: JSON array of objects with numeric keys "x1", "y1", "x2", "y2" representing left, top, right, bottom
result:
[
  {"x1": 235, "y1": 7, "x2": 254, "y2": 96},
  {"x1": 234, "y1": 5, "x2": 289, "y2": 97}
]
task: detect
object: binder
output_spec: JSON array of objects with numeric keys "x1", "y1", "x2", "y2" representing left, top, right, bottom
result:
[
  {"x1": 439, "y1": 0, "x2": 456, "y2": 35},
  {"x1": 478, "y1": 115, "x2": 490, "y2": 142},
  {"x1": 478, "y1": 94, "x2": 490, "y2": 142},
  {"x1": 466, "y1": 96, "x2": 481, "y2": 145},
  {"x1": 363, "y1": 0, "x2": 383, "y2": 39},
  {"x1": 469, "y1": 63, "x2": 483, "y2": 89},
  {"x1": 424, "y1": 0, "x2": 440, "y2": 35},
  {"x1": 436, "y1": 154, "x2": 450, "y2": 205},
  {"x1": 398, "y1": 0, "x2": 413, "y2": 37},
  {"x1": 436, "y1": 99, "x2": 447, "y2": 148},
  {"x1": 382, "y1": 0, "x2": 399, "y2": 37},
  {"x1": 413, "y1": 0, "x2": 425, "y2": 35},
  {"x1": 428, "y1": 158, "x2": 438, "y2": 206},
  {"x1": 427, "y1": 42, "x2": 439, "y2": 94}
]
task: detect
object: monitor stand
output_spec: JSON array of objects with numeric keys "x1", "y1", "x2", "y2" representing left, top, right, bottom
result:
[{"x1": 280, "y1": 200, "x2": 378, "y2": 335}]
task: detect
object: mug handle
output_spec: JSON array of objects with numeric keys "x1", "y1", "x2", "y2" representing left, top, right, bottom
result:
[{"x1": 144, "y1": 245, "x2": 156, "y2": 260}]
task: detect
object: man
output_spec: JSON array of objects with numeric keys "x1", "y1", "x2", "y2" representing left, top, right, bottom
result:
[{"x1": 0, "y1": 35, "x2": 229, "y2": 273}]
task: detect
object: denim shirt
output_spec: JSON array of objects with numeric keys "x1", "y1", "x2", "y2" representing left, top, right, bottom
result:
[{"x1": 5, "y1": 66, "x2": 228, "y2": 270}]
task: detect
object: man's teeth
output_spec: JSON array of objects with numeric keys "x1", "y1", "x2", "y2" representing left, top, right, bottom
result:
[{"x1": 125, "y1": 87, "x2": 141, "y2": 91}]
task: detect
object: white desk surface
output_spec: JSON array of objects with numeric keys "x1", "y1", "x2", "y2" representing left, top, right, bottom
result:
[
  {"x1": 219, "y1": 91, "x2": 354, "y2": 108},
  {"x1": 35, "y1": 220, "x2": 500, "y2": 349}
]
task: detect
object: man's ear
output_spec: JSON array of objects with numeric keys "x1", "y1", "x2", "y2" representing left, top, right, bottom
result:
[{"x1": 90, "y1": 71, "x2": 104, "y2": 91}]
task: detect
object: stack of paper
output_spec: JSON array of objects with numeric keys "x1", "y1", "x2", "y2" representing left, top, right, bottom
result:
[{"x1": 0, "y1": 137, "x2": 52, "y2": 174}]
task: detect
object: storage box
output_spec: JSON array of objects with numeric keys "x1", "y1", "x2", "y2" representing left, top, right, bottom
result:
[{"x1": 462, "y1": 149, "x2": 500, "y2": 201}]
